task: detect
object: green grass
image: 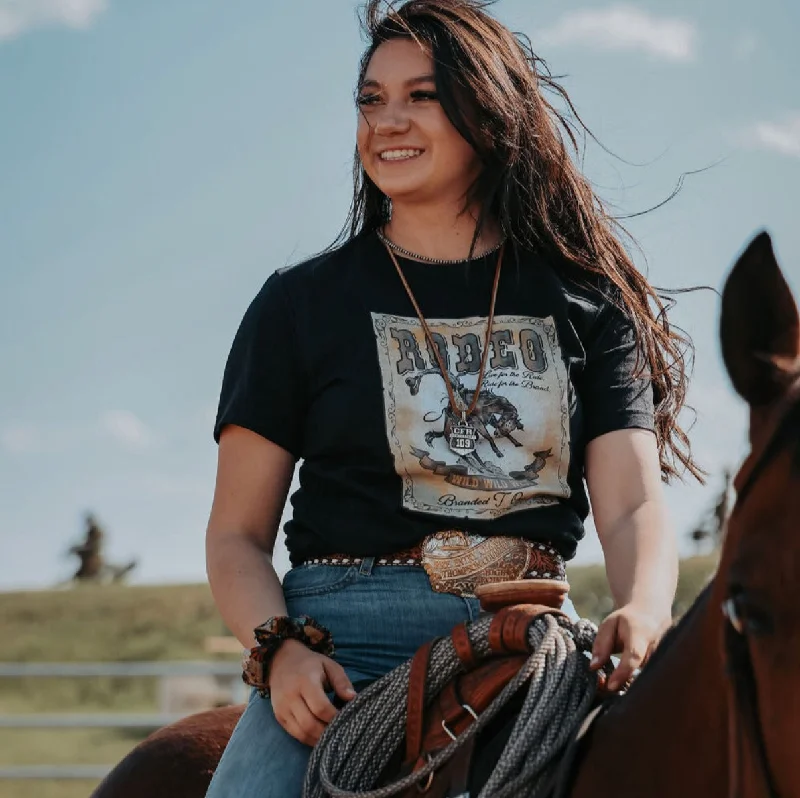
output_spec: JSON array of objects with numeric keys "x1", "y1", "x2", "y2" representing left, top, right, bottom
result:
[
  {"x1": 567, "y1": 553, "x2": 718, "y2": 621},
  {"x1": 0, "y1": 779, "x2": 106, "y2": 798},
  {"x1": 0, "y1": 557, "x2": 719, "y2": 797},
  {"x1": 0, "y1": 583, "x2": 236, "y2": 797},
  {"x1": 0, "y1": 583, "x2": 235, "y2": 717}
]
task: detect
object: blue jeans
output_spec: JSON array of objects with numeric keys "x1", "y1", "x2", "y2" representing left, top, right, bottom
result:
[{"x1": 204, "y1": 560, "x2": 579, "y2": 798}]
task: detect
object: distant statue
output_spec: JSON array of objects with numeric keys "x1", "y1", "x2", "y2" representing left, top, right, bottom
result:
[
  {"x1": 687, "y1": 470, "x2": 733, "y2": 555},
  {"x1": 688, "y1": 524, "x2": 710, "y2": 557},
  {"x1": 711, "y1": 469, "x2": 733, "y2": 547},
  {"x1": 69, "y1": 512, "x2": 106, "y2": 580},
  {"x1": 66, "y1": 512, "x2": 138, "y2": 585}
]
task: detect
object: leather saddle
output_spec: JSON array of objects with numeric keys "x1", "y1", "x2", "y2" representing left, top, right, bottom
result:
[{"x1": 379, "y1": 579, "x2": 577, "y2": 798}]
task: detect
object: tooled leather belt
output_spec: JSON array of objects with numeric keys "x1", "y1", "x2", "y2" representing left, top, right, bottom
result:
[{"x1": 301, "y1": 530, "x2": 566, "y2": 598}]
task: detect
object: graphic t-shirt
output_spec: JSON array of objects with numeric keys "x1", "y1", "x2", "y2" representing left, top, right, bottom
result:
[{"x1": 214, "y1": 231, "x2": 655, "y2": 565}]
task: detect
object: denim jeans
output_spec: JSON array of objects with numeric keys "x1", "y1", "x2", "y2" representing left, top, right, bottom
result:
[{"x1": 204, "y1": 560, "x2": 579, "y2": 798}]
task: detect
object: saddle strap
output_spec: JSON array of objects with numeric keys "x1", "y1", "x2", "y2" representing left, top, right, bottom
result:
[
  {"x1": 405, "y1": 640, "x2": 433, "y2": 766},
  {"x1": 450, "y1": 622, "x2": 476, "y2": 669},
  {"x1": 489, "y1": 604, "x2": 568, "y2": 655},
  {"x1": 397, "y1": 738, "x2": 478, "y2": 798},
  {"x1": 405, "y1": 605, "x2": 567, "y2": 767},
  {"x1": 422, "y1": 655, "x2": 528, "y2": 751}
]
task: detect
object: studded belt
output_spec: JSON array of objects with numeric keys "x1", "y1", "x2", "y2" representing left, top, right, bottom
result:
[{"x1": 302, "y1": 530, "x2": 566, "y2": 598}]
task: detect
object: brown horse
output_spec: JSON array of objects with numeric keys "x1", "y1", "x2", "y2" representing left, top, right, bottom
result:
[{"x1": 91, "y1": 231, "x2": 800, "y2": 798}]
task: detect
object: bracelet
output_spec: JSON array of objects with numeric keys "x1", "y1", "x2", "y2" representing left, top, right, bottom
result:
[{"x1": 241, "y1": 615, "x2": 334, "y2": 697}]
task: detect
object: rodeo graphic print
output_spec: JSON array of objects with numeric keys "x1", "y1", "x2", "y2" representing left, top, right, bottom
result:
[{"x1": 372, "y1": 313, "x2": 571, "y2": 519}]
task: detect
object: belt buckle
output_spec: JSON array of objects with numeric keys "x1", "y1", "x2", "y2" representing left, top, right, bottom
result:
[{"x1": 420, "y1": 530, "x2": 533, "y2": 597}]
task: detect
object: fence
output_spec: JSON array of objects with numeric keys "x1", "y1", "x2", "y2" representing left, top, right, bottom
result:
[{"x1": 0, "y1": 660, "x2": 247, "y2": 781}]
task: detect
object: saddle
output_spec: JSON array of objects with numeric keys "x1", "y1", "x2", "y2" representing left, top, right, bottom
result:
[{"x1": 381, "y1": 579, "x2": 577, "y2": 798}]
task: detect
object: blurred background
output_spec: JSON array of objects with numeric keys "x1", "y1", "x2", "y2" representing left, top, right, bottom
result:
[{"x1": 0, "y1": 0, "x2": 797, "y2": 794}]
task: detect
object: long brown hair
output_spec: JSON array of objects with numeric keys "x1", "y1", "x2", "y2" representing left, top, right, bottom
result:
[{"x1": 340, "y1": 0, "x2": 702, "y2": 483}]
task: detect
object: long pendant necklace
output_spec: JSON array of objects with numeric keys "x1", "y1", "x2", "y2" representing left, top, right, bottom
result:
[{"x1": 382, "y1": 239, "x2": 504, "y2": 456}]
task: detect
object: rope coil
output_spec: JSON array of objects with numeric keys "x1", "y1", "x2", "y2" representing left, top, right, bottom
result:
[{"x1": 303, "y1": 612, "x2": 601, "y2": 798}]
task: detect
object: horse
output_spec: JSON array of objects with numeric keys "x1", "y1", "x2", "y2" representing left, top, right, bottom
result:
[{"x1": 90, "y1": 230, "x2": 800, "y2": 798}]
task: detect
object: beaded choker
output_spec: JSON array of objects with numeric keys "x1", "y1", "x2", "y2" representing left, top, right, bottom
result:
[{"x1": 376, "y1": 228, "x2": 506, "y2": 265}]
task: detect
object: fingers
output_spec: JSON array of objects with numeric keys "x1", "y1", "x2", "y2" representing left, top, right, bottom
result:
[
  {"x1": 608, "y1": 640, "x2": 647, "y2": 691},
  {"x1": 590, "y1": 615, "x2": 618, "y2": 671},
  {"x1": 303, "y1": 680, "x2": 339, "y2": 725},
  {"x1": 273, "y1": 676, "x2": 335, "y2": 745},
  {"x1": 590, "y1": 607, "x2": 669, "y2": 691},
  {"x1": 605, "y1": 613, "x2": 654, "y2": 691},
  {"x1": 322, "y1": 658, "x2": 357, "y2": 703},
  {"x1": 272, "y1": 653, "x2": 355, "y2": 746},
  {"x1": 277, "y1": 702, "x2": 328, "y2": 747}
]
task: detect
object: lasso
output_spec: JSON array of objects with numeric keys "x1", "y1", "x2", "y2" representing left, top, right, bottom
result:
[{"x1": 304, "y1": 612, "x2": 601, "y2": 798}]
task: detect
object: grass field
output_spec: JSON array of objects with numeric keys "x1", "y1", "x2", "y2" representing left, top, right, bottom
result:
[{"x1": 0, "y1": 556, "x2": 718, "y2": 798}]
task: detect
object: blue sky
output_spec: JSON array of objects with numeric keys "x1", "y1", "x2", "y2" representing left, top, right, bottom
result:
[{"x1": 1, "y1": 0, "x2": 798, "y2": 591}]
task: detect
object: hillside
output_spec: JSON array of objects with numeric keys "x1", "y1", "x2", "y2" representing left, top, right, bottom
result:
[{"x1": 0, "y1": 557, "x2": 718, "y2": 798}]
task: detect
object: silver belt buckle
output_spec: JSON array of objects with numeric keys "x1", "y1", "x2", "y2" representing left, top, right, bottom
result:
[{"x1": 420, "y1": 530, "x2": 533, "y2": 597}]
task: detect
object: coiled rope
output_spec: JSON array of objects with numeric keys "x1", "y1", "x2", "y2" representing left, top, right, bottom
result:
[{"x1": 304, "y1": 612, "x2": 601, "y2": 798}]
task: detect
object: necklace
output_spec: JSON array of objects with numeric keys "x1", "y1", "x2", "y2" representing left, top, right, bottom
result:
[
  {"x1": 376, "y1": 227, "x2": 505, "y2": 265},
  {"x1": 382, "y1": 241, "x2": 504, "y2": 456}
]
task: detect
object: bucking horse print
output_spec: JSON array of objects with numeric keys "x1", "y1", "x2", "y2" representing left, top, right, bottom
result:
[{"x1": 372, "y1": 312, "x2": 572, "y2": 520}]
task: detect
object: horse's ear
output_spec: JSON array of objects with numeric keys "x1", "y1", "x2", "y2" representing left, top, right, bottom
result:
[{"x1": 720, "y1": 231, "x2": 800, "y2": 406}]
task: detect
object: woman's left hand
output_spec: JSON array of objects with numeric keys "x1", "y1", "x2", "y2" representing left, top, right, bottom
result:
[{"x1": 589, "y1": 603, "x2": 672, "y2": 691}]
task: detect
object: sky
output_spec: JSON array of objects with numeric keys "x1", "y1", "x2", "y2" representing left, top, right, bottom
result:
[{"x1": 1, "y1": 0, "x2": 798, "y2": 591}]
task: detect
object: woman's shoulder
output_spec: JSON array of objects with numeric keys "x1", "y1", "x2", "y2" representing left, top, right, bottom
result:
[
  {"x1": 239, "y1": 233, "x2": 377, "y2": 332},
  {"x1": 520, "y1": 246, "x2": 617, "y2": 318},
  {"x1": 271, "y1": 232, "x2": 376, "y2": 292}
]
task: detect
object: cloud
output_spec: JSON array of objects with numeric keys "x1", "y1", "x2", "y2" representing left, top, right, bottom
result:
[
  {"x1": 138, "y1": 473, "x2": 211, "y2": 497},
  {"x1": 0, "y1": 0, "x2": 107, "y2": 42},
  {"x1": 539, "y1": 5, "x2": 698, "y2": 63},
  {"x1": 0, "y1": 420, "x2": 77, "y2": 454},
  {"x1": 733, "y1": 33, "x2": 758, "y2": 61},
  {"x1": 100, "y1": 410, "x2": 155, "y2": 450},
  {"x1": 745, "y1": 113, "x2": 800, "y2": 159},
  {"x1": 0, "y1": 423, "x2": 42, "y2": 454}
]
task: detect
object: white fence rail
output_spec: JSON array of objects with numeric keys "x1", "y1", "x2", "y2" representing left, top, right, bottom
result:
[
  {"x1": 0, "y1": 660, "x2": 246, "y2": 781},
  {"x1": 0, "y1": 661, "x2": 243, "y2": 678}
]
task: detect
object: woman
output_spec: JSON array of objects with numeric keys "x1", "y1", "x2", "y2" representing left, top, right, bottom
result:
[{"x1": 204, "y1": 1, "x2": 700, "y2": 795}]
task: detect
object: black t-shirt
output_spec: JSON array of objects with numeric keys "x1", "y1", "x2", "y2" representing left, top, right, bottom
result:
[{"x1": 214, "y1": 231, "x2": 655, "y2": 564}]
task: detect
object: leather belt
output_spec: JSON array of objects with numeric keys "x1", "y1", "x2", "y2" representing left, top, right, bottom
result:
[{"x1": 301, "y1": 530, "x2": 566, "y2": 598}]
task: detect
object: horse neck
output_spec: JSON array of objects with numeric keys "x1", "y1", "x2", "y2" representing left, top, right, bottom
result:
[{"x1": 570, "y1": 587, "x2": 730, "y2": 798}]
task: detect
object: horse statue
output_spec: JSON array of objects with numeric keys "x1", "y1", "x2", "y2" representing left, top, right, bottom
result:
[
  {"x1": 64, "y1": 512, "x2": 138, "y2": 586},
  {"x1": 91, "y1": 231, "x2": 800, "y2": 797},
  {"x1": 688, "y1": 468, "x2": 733, "y2": 554}
]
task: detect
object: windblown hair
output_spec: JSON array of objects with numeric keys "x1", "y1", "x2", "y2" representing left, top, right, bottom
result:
[{"x1": 340, "y1": 0, "x2": 702, "y2": 482}]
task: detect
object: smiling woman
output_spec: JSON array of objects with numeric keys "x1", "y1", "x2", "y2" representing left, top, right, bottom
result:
[
  {"x1": 356, "y1": 41, "x2": 487, "y2": 236},
  {"x1": 198, "y1": 1, "x2": 702, "y2": 796}
]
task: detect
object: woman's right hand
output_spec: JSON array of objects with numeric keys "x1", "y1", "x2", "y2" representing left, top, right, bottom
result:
[{"x1": 268, "y1": 639, "x2": 356, "y2": 746}]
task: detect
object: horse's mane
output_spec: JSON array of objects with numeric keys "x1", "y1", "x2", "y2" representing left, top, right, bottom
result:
[
  {"x1": 781, "y1": 400, "x2": 800, "y2": 473},
  {"x1": 775, "y1": 397, "x2": 800, "y2": 469},
  {"x1": 629, "y1": 385, "x2": 800, "y2": 691}
]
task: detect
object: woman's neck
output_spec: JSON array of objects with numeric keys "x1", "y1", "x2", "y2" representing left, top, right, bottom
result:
[{"x1": 383, "y1": 202, "x2": 501, "y2": 262}]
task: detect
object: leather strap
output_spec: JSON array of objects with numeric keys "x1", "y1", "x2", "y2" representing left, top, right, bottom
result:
[
  {"x1": 489, "y1": 604, "x2": 567, "y2": 654},
  {"x1": 450, "y1": 622, "x2": 477, "y2": 670},
  {"x1": 384, "y1": 242, "x2": 504, "y2": 419},
  {"x1": 447, "y1": 737, "x2": 477, "y2": 798},
  {"x1": 439, "y1": 658, "x2": 526, "y2": 726},
  {"x1": 405, "y1": 640, "x2": 433, "y2": 766},
  {"x1": 398, "y1": 739, "x2": 479, "y2": 798}
]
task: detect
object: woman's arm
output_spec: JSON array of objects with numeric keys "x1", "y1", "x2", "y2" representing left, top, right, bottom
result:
[
  {"x1": 584, "y1": 427, "x2": 678, "y2": 690},
  {"x1": 205, "y1": 424, "x2": 355, "y2": 744},
  {"x1": 205, "y1": 424, "x2": 296, "y2": 649}
]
